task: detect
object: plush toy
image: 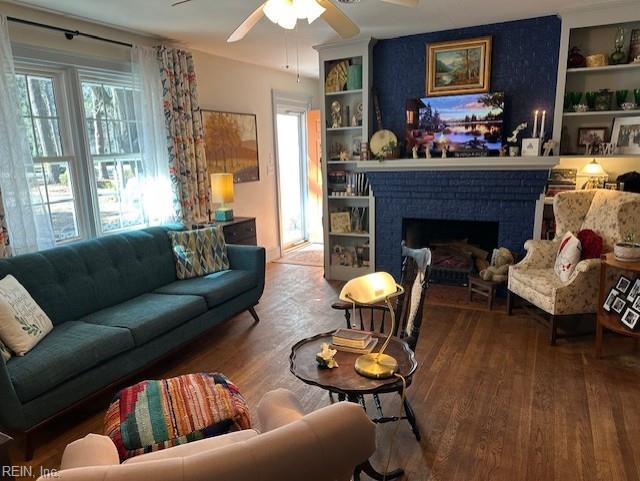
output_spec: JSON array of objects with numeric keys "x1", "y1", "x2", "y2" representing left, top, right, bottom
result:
[{"x1": 479, "y1": 247, "x2": 515, "y2": 283}]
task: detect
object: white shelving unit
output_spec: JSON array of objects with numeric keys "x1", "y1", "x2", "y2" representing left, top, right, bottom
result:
[
  {"x1": 553, "y1": 7, "x2": 640, "y2": 161},
  {"x1": 314, "y1": 38, "x2": 376, "y2": 281}
]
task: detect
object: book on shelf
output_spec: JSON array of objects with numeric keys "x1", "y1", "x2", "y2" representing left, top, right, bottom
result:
[
  {"x1": 331, "y1": 337, "x2": 378, "y2": 354},
  {"x1": 332, "y1": 328, "x2": 373, "y2": 349}
]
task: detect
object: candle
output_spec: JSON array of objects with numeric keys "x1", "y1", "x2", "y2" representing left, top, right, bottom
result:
[
  {"x1": 532, "y1": 110, "x2": 539, "y2": 138},
  {"x1": 540, "y1": 110, "x2": 546, "y2": 139}
]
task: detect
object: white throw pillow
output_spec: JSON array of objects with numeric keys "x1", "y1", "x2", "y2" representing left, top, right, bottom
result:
[
  {"x1": 554, "y1": 232, "x2": 582, "y2": 283},
  {"x1": 0, "y1": 275, "x2": 53, "y2": 356},
  {"x1": 0, "y1": 339, "x2": 11, "y2": 362}
]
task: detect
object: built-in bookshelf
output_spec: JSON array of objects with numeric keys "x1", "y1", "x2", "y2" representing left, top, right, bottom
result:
[{"x1": 314, "y1": 39, "x2": 375, "y2": 281}]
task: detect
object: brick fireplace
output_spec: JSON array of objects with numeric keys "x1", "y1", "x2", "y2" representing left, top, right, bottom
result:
[{"x1": 366, "y1": 169, "x2": 549, "y2": 280}]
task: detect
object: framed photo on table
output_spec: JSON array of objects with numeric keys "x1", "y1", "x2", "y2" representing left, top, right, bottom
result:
[
  {"x1": 616, "y1": 275, "x2": 632, "y2": 294},
  {"x1": 603, "y1": 288, "x2": 620, "y2": 312},
  {"x1": 611, "y1": 116, "x2": 640, "y2": 155},
  {"x1": 621, "y1": 308, "x2": 640, "y2": 330},
  {"x1": 611, "y1": 296, "x2": 627, "y2": 314},
  {"x1": 628, "y1": 278, "x2": 640, "y2": 302},
  {"x1": 578, "y1": 127, "x2": 607, "y2": 147},
  {"x1": 426, "y1": 36, "x2": 492, "y2": 96}
]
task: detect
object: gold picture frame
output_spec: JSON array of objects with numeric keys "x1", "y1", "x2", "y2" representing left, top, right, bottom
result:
[{"x1": 426, "y1": 36, "x2": 492, "y2": 96}]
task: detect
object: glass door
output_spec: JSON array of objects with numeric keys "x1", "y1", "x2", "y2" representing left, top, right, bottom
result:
[{"x1": 275, "y1": 110, "x2": 307, "y2": 250}]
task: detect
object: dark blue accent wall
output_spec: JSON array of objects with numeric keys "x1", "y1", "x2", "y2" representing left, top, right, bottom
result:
[
  {"x1": 368, "y1": 170, "x2": 550, "y2": 279},
  {"x1": 373, "y1": 16, "x2": 562, "y2": 147}
]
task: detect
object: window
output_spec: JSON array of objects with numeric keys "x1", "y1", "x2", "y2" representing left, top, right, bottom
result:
[
  {"x1": 81, "y1": 77, "x2": 145, "y2": 233},
  {"x1": 15, "y1": 63, "x2": 149, "y2": 243},
  {"x1": 16, "y1": 72, "x2": 80, "y2": 242}
]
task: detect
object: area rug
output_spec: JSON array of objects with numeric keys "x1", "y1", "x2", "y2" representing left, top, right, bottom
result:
[{"x1": 273, "y1": 244, "x2": 323, "y2": 267}]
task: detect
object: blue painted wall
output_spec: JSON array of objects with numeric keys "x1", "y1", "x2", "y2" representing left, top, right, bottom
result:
[{"x1": 373, "y1": 16, "x2": 562, "y2": 149}]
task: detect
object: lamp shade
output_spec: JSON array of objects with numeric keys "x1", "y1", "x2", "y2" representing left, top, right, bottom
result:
[
  {"x1": 210, "y1": 173, "x2": 234, "y2": 204},
  {"x1": 580, "y1": 159, "x2": 607, "y2": 177},
  {"x1": 339, "y1": 272, "x2": 400, "y2": 305}
]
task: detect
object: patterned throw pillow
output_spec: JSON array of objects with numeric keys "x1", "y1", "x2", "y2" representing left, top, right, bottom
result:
[
  {"x1": 554, "y1": 232, "x2": 582, "y2": 283},
  {"x1": 0, "y1": 275, "x2": 53, "y2": 356},
  {"x1": 0, "y1": 339, "x2": 11, "y2": 362},
  {"x1": 168, "y1": 227, "x2": 229, "y2": 280}
]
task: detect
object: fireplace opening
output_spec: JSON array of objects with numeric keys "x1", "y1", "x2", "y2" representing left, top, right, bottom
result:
[{"x1": 403, "y1": 218, "x2": 500, "y2": 286}]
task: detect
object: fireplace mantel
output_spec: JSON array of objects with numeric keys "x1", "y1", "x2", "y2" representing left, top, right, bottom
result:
[{"x1": 354, "y1": 156, "x2": 559, "y2": 172}]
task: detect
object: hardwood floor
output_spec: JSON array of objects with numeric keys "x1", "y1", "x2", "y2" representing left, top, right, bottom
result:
[{"x1": 9, "y1": 262, "x2": 640, "y2": 480}]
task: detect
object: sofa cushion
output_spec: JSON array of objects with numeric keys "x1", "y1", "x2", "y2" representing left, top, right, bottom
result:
[
  {"x1": 509, "y1": 267, "x2": 564, "y2": 297},
  {"x1": 168, "y1": 227, "x2": 229, "y2": 280},
  {"x1": 0, "y1": 227, "x2": 179, "y2": 325},
  {"x1": 7, "y1": 321, "x2": 134, "y2": 402},
  {"x1": 154, "y1": 270, "x2": 257, "y2": 309},
  {"x1": 80, "y1": 293, "x2": 207, "y2": 346}
]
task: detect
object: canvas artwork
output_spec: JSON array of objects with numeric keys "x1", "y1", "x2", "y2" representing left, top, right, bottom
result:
[
  {"x1": 427, "y1": 36, "x2": 492, "y2": 96},
  {"x1": 202, "y1": 110, "x2": 259, "y2": 183},
  {"x1": 611, "y1": 117, "x2": 640, "y2": 155}
]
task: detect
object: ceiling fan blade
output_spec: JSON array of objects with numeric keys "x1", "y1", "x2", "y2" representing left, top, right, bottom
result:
[
  {"x1": 380, "y1": 0, "x2": 419, "y2": 6},
  {"x1": 171, "y1": 0, "x2": 193, "y2": 6},
  {"x1": 317, "y1": 0, "x2": 360, "y2": 39},
  {"x1": 227, "y1": 4, "x2": 266, "y2": 43}
]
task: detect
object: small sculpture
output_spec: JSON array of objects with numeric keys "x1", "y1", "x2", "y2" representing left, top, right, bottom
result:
[
  {"x1": 412, "y1": 145, "x2": 419, "y2": 159},
  {"x1": 331, "y1": 100, "x2": 342, "y2": 129},
  {"x1": 316, "y1": 343, "x2": 339, "y2": 369},
  {"x1": 499, "y1": 145, "x2": 507, "y2": 157},
  {"x1": 339, "y1": 151, "x2": 349, "y2": 161},
  {"x1": 425, "y1": 142, "x2": 432, "y2": 159},
  {"x1": 543, "y1": 139, "x2": 558, "y2": 157},
  {"x1": 507, "y1": 123, "x2": 527, "y2": 144}
]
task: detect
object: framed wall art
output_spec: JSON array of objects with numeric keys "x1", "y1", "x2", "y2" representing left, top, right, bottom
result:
[
  {"x1": 426, "y1": 36, "x2": 492, "y2": 96},
  {"x1": 202, "y1": 110, "x2": 260, "y2": 183}
]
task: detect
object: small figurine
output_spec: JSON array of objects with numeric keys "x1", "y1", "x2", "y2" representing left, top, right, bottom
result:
[
  {"x1": 339, "y1": 151, "x2": 349, "y2": 161},
  {"x1": 316, "y1": 343, "x2": 339, "y2": 369},
  {"x1": 499, "y1": 145, "x2": 507, "y2": 157},
  {"x1": 507, "y1": 122, "x2": 528, "y2": 144},
  {"x1": 412, "y1": 145, "x2": 419, "y2": 159},
  {"x1": 425, "y1": 142, "x2": 432, "y2": 159},
  {"x1": 543, "y1": 139, "x2": 558, "y2": 157},
  {"x1": 441, "y1": 144, "x2": 448, "y2": 158}
]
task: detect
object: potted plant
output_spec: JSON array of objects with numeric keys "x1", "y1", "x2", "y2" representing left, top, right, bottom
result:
[{"x1": 614, "y1": 234, "x2": 640, "y2": 263}]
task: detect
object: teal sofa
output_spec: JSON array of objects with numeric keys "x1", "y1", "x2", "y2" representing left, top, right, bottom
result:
[{"x1": 0, "y1": 226, "x2": 265, "y2": 446}]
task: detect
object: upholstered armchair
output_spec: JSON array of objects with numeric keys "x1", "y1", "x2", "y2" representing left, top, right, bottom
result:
[
  {"x1": 35, "y1": 389, "x2": 375, "y2": 481},
  {"x1": 508, "y1": 189, "x2": 640, "y2": 344}
]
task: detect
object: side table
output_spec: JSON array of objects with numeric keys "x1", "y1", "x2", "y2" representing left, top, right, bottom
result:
[
  {"x1": 596, "y1": 252, "x2": 640, "y2": 358},
  {"x1": 468, "y1": 275, "x2": 503, "y2": 310}
]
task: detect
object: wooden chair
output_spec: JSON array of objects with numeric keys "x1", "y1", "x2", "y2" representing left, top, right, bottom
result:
[{"x1": 330, "y1": 244, "x2": 431, "y2": 441}]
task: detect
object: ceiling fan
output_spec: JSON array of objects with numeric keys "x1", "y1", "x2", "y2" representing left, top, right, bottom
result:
[{"x1": 171, "y1": 0, "x2": 419, "y2": 43}]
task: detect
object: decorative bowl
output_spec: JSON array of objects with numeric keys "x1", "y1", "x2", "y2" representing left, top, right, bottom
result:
[
  {"x1": 614, "y1": 242, "x2": 640, "y2": 263},
  {"x1": 621, "y1": 102, "x2": 638, "y2": 111},
  {"x1": 573, "y1": 104, "x2": 589, "y2": 113}
]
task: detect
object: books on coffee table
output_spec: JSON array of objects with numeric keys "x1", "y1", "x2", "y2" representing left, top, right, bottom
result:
[{"x1": 331, "y1": 328, "x2": 378, "y2": 354}]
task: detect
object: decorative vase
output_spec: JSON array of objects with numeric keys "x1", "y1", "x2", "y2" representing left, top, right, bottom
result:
[
  {"x1": 347, "y1": 64, "x2": 362, "y2": 91},
  {"x1": 634, "y1": 89, "x2": 640, "y2": 106},
  {"x1": 595, "y1": 89, "x2": 613, "y2": 111},
  {"x1": 568, "y1": 91, "x2": 583, "y2": 109},
  {"x1": 568, "y1": 46, "x2": 586, "y2": 68},
  {"x1": 585, "y1": 91, "x2": 597, "y2": 110},
  {"x1": 614, "y1": 242, "x2": 640, "y2": 263},
  {"x1": 610, "y1": 27, "x2": 627, "y2": 65},
  {"x1": 616, "y1": 90, "x2": 629, "y2": 108}
]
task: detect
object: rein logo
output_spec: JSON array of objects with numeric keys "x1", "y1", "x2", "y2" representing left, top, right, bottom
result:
[{"x1": 1, "y1": 466, "x2": 59, "y2": 478}]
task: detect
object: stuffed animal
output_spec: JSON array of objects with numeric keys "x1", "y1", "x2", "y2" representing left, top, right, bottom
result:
[{"x1": 479, "y1": 247, "x2": 515, "y2": 283}]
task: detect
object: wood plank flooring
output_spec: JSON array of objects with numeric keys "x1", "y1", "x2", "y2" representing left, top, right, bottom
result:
[{"x1": 9, "y1": 262, "x2": 640, "y2": 480}]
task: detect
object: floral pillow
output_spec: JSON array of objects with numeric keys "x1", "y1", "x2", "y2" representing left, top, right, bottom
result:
[
  {"x1": 0, "y1": 275, "x2": 53, "y2": 356},
  {"x1": 168, "y1": 227, "x2": 229, "y2": 280},
  {"x1": 554, "y1": 232, "x2": 582, "y2": 283}
]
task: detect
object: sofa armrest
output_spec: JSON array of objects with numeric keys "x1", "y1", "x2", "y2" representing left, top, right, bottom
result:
[
  {"x1": 60, "y1": 434, "x2": 120, "y2": 470},
  {"x1": 514, "y1": 239, "x2": 559, "y2": 270},
  {"x1": 0, "y1": 358, "x2": 26, "y2": 432},
  {"x1": 227, "y1": 245, "x2": 266, "y2": 274},
  {"x1": 256, "y1": 389, "x2": 305, "y2": 432}
]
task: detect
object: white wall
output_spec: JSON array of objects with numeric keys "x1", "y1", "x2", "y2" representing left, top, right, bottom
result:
[
  {"x1": 0, "y1": 1, "x2": 321, "y2": 260},
  {"x1": 192, "y1": 52, "x2": 319, "y2": 260}
]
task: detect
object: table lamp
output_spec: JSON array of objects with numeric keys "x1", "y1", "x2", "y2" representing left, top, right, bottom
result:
[
  {"x1": 580, "y1": 159, "x2": 608, "y2": 189},
  {"x1": 339, "y1": 272, "x2": 405, "y2": 379},
  {"x1": 210, "y1": 173, "x2": 234, "y2": 221}
]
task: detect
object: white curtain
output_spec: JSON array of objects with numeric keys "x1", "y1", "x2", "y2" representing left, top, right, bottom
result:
[
  {"x1": 0, "y1": 15, "x2": 55, "y2": 256},
  {"x1": 131, "y1": 45, "x2": 175, "y2": 225}
]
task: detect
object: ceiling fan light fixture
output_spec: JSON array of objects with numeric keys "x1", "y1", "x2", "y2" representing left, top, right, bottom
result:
[
  {"x1": 293, "y1": 0, "x2": 326, "y2": 23},
  {"x1": 264, "y1": 0, "x2": 290, "y2": 24}
]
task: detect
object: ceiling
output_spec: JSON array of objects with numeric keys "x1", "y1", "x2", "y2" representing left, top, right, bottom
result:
[{"x1": 7, "y1": 0, "x2": 628, "y2": 77}]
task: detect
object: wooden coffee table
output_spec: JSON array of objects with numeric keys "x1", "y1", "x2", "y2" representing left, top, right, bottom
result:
[{"x1": 290, "y1": 332, "x2": 418, "y2": 481}]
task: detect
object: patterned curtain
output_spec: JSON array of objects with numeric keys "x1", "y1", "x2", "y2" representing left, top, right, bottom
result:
[{"x1": 157, "y1": 46, "x2": 210, "y2": 226}]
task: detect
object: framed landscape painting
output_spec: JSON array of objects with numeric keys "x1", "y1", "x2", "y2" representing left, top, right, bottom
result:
[
  {"x1": 202, "y1": 110, "x2": 260, "y2": 183},
  {"x1": 426, "y1": 36, "x2": 492, "y2": 96}
]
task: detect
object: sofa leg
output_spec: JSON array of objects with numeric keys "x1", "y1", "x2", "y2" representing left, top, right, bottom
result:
[
  {"x1": 248, "y1": 307, "x2": 260, "y2": 323},
  {"x1": 550, "y1": 315, "x2": 558, "y2": 346},
  {"x1": 22, "y1": 432, "x2": 33, "y2": 462},
  {"x1": 507, "y1": 290, "x2": 514, "y2": 316}
]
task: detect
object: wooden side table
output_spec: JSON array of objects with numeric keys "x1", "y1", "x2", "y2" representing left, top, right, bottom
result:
[
  {"x1": 468, "y1": 275, "x2": 503, "y2": 310},
  {"x1": 196, "y1": 217, "x2": 257, "y2": 246},
  {"x1": 596, "y1": 252, "x2": 640, "y2": 358}
]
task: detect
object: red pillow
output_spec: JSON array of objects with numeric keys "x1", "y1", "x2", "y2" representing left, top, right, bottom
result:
[{"x1": 577, "y1": 229, "x2": 603, "y2": 260}]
